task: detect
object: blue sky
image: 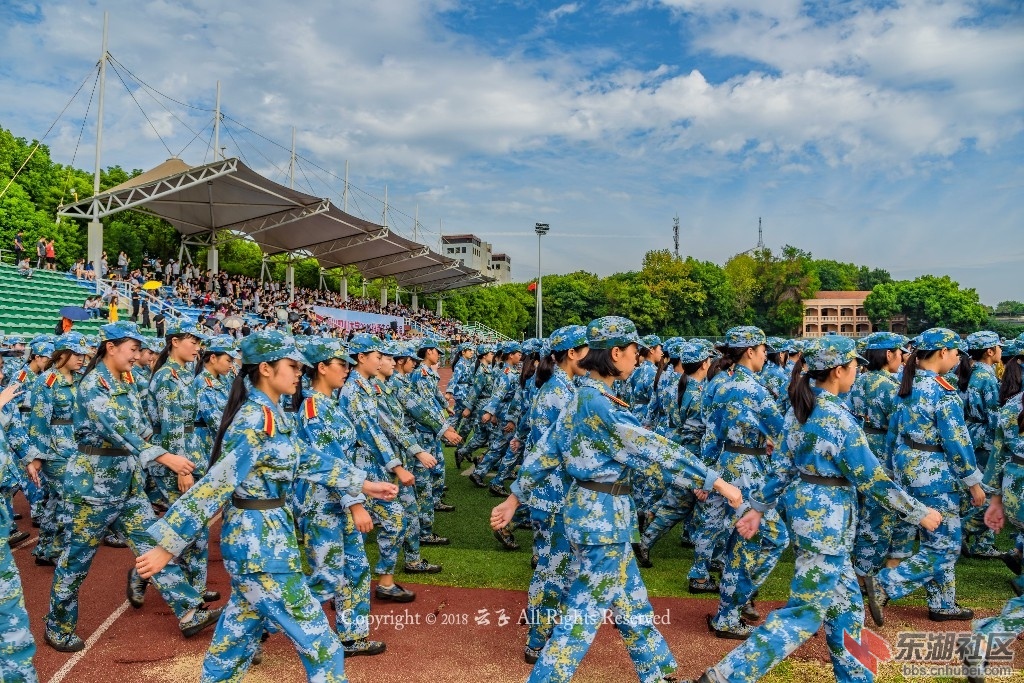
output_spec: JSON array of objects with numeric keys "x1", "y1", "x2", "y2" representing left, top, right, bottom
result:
[{"x1": 0, "y1": 0, "x2": 1021, "y2": 304}]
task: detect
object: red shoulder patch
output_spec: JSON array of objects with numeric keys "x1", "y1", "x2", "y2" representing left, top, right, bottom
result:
[
  {"x1": 169, "y1": 368, "x2": 179, "y2": 381},
  {"x1": 124, "y1": 370, "x2": 135, "y2": 384},
  {"x1": 204, "y1": 376, "x2": 214, "y2": 388},
  {"x1": 17, "y1": 370, "x2": 27, "y2": 382},
  {"x1": 304, "y1": 396, "x2": 317, "y2": 420},
  {"x1": 262, "y1": 405, "x2": 276, "y2": 438},
  {"x1": 45, "y1": 373, "x2": 58, "y2": 388},
  {"x1": 98, "y1": 376, "x2": 110, "y2": 391},
  {"x1": 935, "y1": 376, "x2": 956, "y2": 391},
  {"x1": 603, "y1": 391, "x2": 630, "y2": 409}
]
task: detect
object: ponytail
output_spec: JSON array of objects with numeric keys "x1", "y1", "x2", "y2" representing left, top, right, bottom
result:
[
  {"x1": 1018, "y1": 391, "x2": 1024, "y2": 433},
  {"x1": 210, "y1": 363, "x2": 260, "y2": 466},
  {"x1": 898, "y1": 350, "x2": 919, "y2": 398},
  {"x1": 652, "y1": 355, "x2": 673, "y2": 391},
  {"x1": 534, "y1": 350, "x2": 557, "y2": 387},
  {"x1": 1000, "y1": 357, "x2": 1023, "y2": 406},
  {"x1": 520, "y1": 355, "x2": 538, "y2": 389},
  {"x1": 955, "y1": 351, "x2": 973, "y2": 393},
  {"x1": 707, "y1": 354, "x2": 734, "y2": 381},
  {"x1": 676, "y1": 361, "x2": 706, "y2": 408},
  {"x1": 151, "y1": 335, "x2": 177, "y2": 374},
  {"x1": 787, "y1": 358, "x2": 832, "y2": 424}
]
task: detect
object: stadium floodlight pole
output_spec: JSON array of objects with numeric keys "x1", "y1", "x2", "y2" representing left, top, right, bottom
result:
[{"x1": 535, "y1": 222, "x2": 550, "y2": 337}]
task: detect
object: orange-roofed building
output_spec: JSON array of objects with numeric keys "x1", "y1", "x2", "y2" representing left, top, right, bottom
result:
[{"x1": 801, "y1": 291, "x2": 907, "y2": 339}]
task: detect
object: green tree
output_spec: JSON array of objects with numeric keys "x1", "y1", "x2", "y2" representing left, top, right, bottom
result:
[
  {"x1": 994, "y1": 301, "x2": 1024, "y2": 317},
  {"x1": 864, "y1": 276, "x2": 988, "y2": 334}
]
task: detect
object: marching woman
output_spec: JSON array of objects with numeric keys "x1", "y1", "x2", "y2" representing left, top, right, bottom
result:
[
  {"x1": 846, "y1": 332, "x2": 913, "y2": 580},
  {"x1": 44, "y1": 322, "x2": 220, "y2": 652},
  {"x1": 643, "y1": 337, "x2": 682, "y2": 433},
  {"x1": 24, "y1": 332, "x2": 90, "y2": 567},
  {"x1": 687, "y1": 337, "x2": 940, "y2": 683},
  {"x1": 702, "y1": 326, "x2": 788, "y2": 640},
  {"x1": 134, "y1": 321, "x2": 216, "y2": 607},
  {"x1": 962, "y1": 340, "x2": 1024, "y2": 682},
  {"x1": 446, "y1": 343, "x2": 476, "y2": 438},
  {"x1": 193, "y1": 335, "x2": 239, "y2": 455},
  {"x1": 136, "y1": 330, "x2": 397, "y2": 681},
  {"x1": 470, "y1": 341, "x2": 524, "y2": 496},
  {"x1": 865, "y1": 328, "x2": 986, "y2": 626},
  {"x1": 293, "y1": 337, "x2": 386, "y2": 657},
  {"x1": 0, "y1": 377, "x2": 37, "y2": 683},
  {"x1": 960, "y1": 331, "x2": 1005, "y2": 558},
  {"x1": 454, "y1": 344, "x2": 497, "y2": 467},
  {"x1": 515, "y1": 317, "x2": 742, "y2": 683},
  {"x1": 491, "y1": 325, "x2": 589, "y2": 663}
]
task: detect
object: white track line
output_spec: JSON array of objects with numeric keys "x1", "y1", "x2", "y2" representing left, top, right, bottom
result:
[{"x1": 46, "y1": 600, "x2": 131, "y2": 683}]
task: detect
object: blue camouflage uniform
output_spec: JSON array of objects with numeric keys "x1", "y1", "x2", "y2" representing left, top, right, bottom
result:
[
  {"x1": 473, "y1": 342, "x2": 524, "y2": 487},
  {"x1": 509, "y1": 325, "x2": 586, "y2": 656},
  {"x1": 45, "y1": 322, "x2": 211, "y2": 650},
  {"x1": 703, "y1": 326, "x2": 789, "y2": 636},
  {"x1": 455, "y1": 353, "x2": 498, "y2": 461},
  {"x1": 410, "y1": 340, "x2": 453, "y2": 516},
  {"x1": 706, "y1": 336, "x2": 930, "y2": 683},
  {"x1": 529, "y1": 317, "x2": 722, "y2": 683},
  {"x1": 148, "y1": 330, "x2": 366, "y2": 682},
  {"x1": 961, "y1": 330, "x2": 1003, "y2": 555},
  {"x1": 873, "y1": 328, "x2": 983, "y2": 617},
  {"x1": 338, "y1": 335, "x2": 407, "y2": 577}
]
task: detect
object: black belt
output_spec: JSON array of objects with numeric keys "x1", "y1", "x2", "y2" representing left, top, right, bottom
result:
[
  {"x1": 577, "y1": 480, "x2": 632, "y2": 496},
  {"x1": 1011, "y1": 454, "x2": 1024, "y2": 467},
  {"x1": 905, "y1": 439, "x2": 943, "y2": 453},
  {"x1": 231, "y1": 495, "x2": 285, "y2": 510},
  {"x1": 18, "y1": 406, "x2": 29, "y2": 414},
  {"x1": 78, "y1": 444, "x2": 131, "y2": 457},
  {"x1": 863, "y1": 425, "x2": 886, "y2": 435},
  {"x1": 723, "y1": 443, "x2": 768, "y2": 456},
  {"x1": 799, "y1": 472, "x2": 851, "y2": 487},
  {"x1": 51, "y1": 419, "x2": 73, "y2": 426},
  {"x1": 183, "y1": 426, "x2": 194, "y2": 434}
]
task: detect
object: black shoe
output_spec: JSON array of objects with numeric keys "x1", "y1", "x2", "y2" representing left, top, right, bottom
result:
[
  {"x1": 632, "y1": 542, "x2": 653, "y2": 568},
  {"x1": 251, "y1": 643, "x2": 263, "y2": 666},
  {"x1": 958, "y1": 639, "x2": 987, "y2": 683},
  {"x1": 494, "y1": 527, "x2": 519, "y2": 550},
  {"x1": 531, "y1": 554, "x2": 539, "y2": 570},
  {"x1": 928, "y1": 603, "x2": 974, "y2": 621},
  {"x1": 638, "y1": 512, "x2": 649, "y2": 535},
  {"x1": 203, "y1": 590, "x2": 221, "y2": 603},
  {"x1": 103, "y1": 534, "x2": 129, "y2": 548},
  {"x1": 489, "y1": 483, "x2": 510, "y2": 497},
  {"x1": 1002, "y1": 551, "x2": 1023, "y2": 576},
  {"x1": 688, "y1": 577, "x2": 720, "y2": 594},
  {"x1": 454, "y1": 450, "x2": 466, "y2": 468},
  {"x1": 524, "y1": 646, "x2": 543, "y2": 665},
  {"x1": 344, "y1": 638, "x2": 386, "y2": 657},
  {"x1": 706, "y1": 614, "x2": 752, "y2": 640},
  {"x1": 12, "y1": 512, "x2": 21, "y2": 520},
  {"x1": 34, "y1": 556, "x2": 56, "y2": 567},
  {"x1": 420, "y1": 533, "x2": 450, "y2": 546},
  {"x1": 126, "y1": 567, "x2": 148, "y2": 608},
  {"x1": 434, "y1": 502, "x2": 456, "y2": 512},
  {"x1": 680, "y1": 537, "x2": 695, "y2": 549},
  {"x1": 969, "y1": 547, "x2": 1006, "y2": 560},
  {"x1": 8, "y1": 530, "x2": 30, "y2": 546},
  {"x1": 180, "y1": 607, "x2": 223, "y2": 637},
  {"x1": 741, "y1": 601, "x2": 761, "y2": 623},
  {"x1": 375, "y1": 583, "x2": 416, "y2": 602},
  {"x1": 31, "y1": 519, "x2": 41, "y2": 528},
  {"x1": 1011, "y1": 578, "x2": 1024, "y2": 598},
  {"x1": 44, "y1": 630, "x2": 85, "y2": 652},
  {"x1": 404, "y1": 559, "x2": 443, "y2": 574},
  {"x1": 863, "y1": 574, "x2": 888, "y2": 627},
  {"x1": 469, "y1": 473, "x2": 487, "y2": 488}
]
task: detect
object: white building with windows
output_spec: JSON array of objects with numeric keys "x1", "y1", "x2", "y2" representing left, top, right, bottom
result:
[{"x1": 489, "y1": 253, "x2": 511, "y2": 284}]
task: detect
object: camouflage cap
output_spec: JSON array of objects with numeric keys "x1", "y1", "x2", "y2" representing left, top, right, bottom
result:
[
  {"x1": 164, "y1": 320, "x2": 209, "y2": 340},
  {"x1": 477, "y1": 343, "x2": 496, "y2": 355},
  {"x1": 54, "y1": 332, "x2": 91, "y2": 355},
  {"x1": 1003, "y1": 339, "x2": 1024, "y2": 357},
  {"x1": 378, "y1": 341, "x2": 401, "y2": 357},
  {"x1": 549, "y1": 325, "x2": 588, "y2": 353},
  {"x1": 391, "y1": 341, "x2": 417, "y2": 359},
  {"x1": 802, "y1": 336, "x2": 865, "y2": 371},
  {"x1": 29, "y1": 337, "x2": 54, "y2": 357},
  {"x1": 861, "y1": 331, "x2": 910, "y2": 351},
  {"x1": 678, "y1": 341, "x2": 714, "y2": 364},
  {"x1": 521, "y1": 338, "x2": 544, "y2": 355},
  {"x1": 302, "y1": 337, "x2": 356, "y2": 366},
  {"x1": 418, "y1": 338, "x2": 440, "y2": 351},
  {"x1": 723, "y1": 326, "x2": 767, "y2": 348},
  {"x1": 99, "y1": 322, "x2": 146, "y2": 344},
  {"x1": 348, "y1": 333, "x2": 385, "y2": 355},
  {"x1": 965, "y1": 331, "x2": 1002, "y2": 351},
  {"x1": 239, "y1": 330, "x2": 307, "y2": 366},
  {"x1": 586, "y1": 316, "x2": 644, "y2": 350},
  {"x1": 4, "y1": 335, "x2": 25, "y2": 347},
  {"x1": 457, "y1": 342, "x2": 474, "y2": 353},
  {"x1": 206, "y1": 335, "x2": 241, "y2": 358},
  {"x1": 660, "y1": 338, "x2": 682, "y2": 359},
  {"x1": 912, "y1": 327, "x2": 961, "y2": 351},
  {"x1": 143, "y1": 336, "x2": 164, "y2": 353},
  {"x1": 502, "y1": 340, "x2": 523, "y2": 355},
  {"x1": 641, "y1": 334, "x2": 662, "y2": 349}
]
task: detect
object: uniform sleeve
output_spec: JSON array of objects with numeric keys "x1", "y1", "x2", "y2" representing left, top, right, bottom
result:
[
  {"x1": 403, "y1": 375, "x2": 448, "y2": 436},
  {"x1": 749, "y1": 412, "x2": 798, "y2": 512},
  {"x1": 984, "y1": 410, "x2": 1012, "y2": 493},
  {"x1": 339, "y1": 388, "x2": 401, "y2": 472},
  {"x1": 511, "y1": 390, "x2": 568, "y2": 500},
  {"x1": 296, "y1": 439, "x2": 366, "y2": 499},
  {"x1": 935, "y1": 392, "x2": 982, "y2": 486},
  {"x1": 482, "y1": 374, "x2": 508, "y2": 416},
  {"x1": 25, "y1": 377, "x2": 54, "y2": 462},
  {"x1": 837, "y1": 426, "x2": 929, "y2": 524},
  {"x1": 599, "y1": 399, "x2": 719, "y2": 492},
  {"x1": 196, "y1": 385, "x2": 225, "y2": 432},
  {"x1": 148, "y1": 419, "x2": 262, "y2": 555}
]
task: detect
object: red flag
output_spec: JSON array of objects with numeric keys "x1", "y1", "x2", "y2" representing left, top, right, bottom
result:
[{"x1": 527, "y1": 282, "x2": 537, "y2": 292}]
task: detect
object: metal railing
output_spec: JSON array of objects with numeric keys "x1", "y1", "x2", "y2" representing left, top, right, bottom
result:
[
  {"x1": 80, "y1": 277, "x2": 191, "y2": 325},
  {"x1": 462, "y1": 321, "x2": 512, "y2": 342}
]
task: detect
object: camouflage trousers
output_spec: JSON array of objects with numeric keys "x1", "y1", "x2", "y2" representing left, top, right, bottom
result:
[
  {"x1": 473, "y1": 423, "x2": 514, "y2": 480},
  {"x1": 410, "y1": 456, "x2": 434, "y2": 541},
  {"x1": 201, "y1": 571, "x2": 347, "y2": 683},
  {"x1": 413, "y1": 431, "x2": 441, "y2": 535},
  {"x1": 362, "y1": 494, "x2": 405, "y2": 575},
  {"x1": 632, "y1": 470, "x2": 663, "y2": 517},
  {"x1": 298, "y1": 503, "x2": 371, "y2": 641},
  {"x1": 852, "y1": 492, "x2": 916, "y2": 576},
  {"x1": 712, "y1": 505, "x2": 789, "y2": 631},
  {"x1": 34, "y1": 459, "x2": 70, "y2": 563},
  {"x1": 876, "y1": 491, "x2": 960, "y2": 610},
  {"x1": 45, "y1": 495, "x2": 203, "y2": 639},
  {"x1": 527, "y1": 541, "x2": 676, "y2": 683},
  {"x1": 688, "y1": 491, "x2": 730, "y2": 581},
  {"x1": 642, "y1": 484, "x2": 696, "y2": 550},
  {"x1": 153, "y1": 472, "x2": 210, "y2": 596},
  {"x1": 961, "y1": 450, "x2": 996, "y2": 554},
  {"x1": 456, "y1": 415, "x2": 495, "y2": 461},
  {"x1": 709, "y1": 549, "x2": 872, "y2": 683},
  {"x1": 974, "y1": 521, "x2": 1024, "y2": 639},
  {"x1": 525, "y1": 511, "x2": 578, "y2": 651},
  {"x1": 0, "y1": 540, "x2": 37, "y2": 683}
]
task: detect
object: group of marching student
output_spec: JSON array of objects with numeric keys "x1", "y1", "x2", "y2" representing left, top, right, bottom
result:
[{"x1": 480, "y1": 321, "x2": 1024, "y2": 683}]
